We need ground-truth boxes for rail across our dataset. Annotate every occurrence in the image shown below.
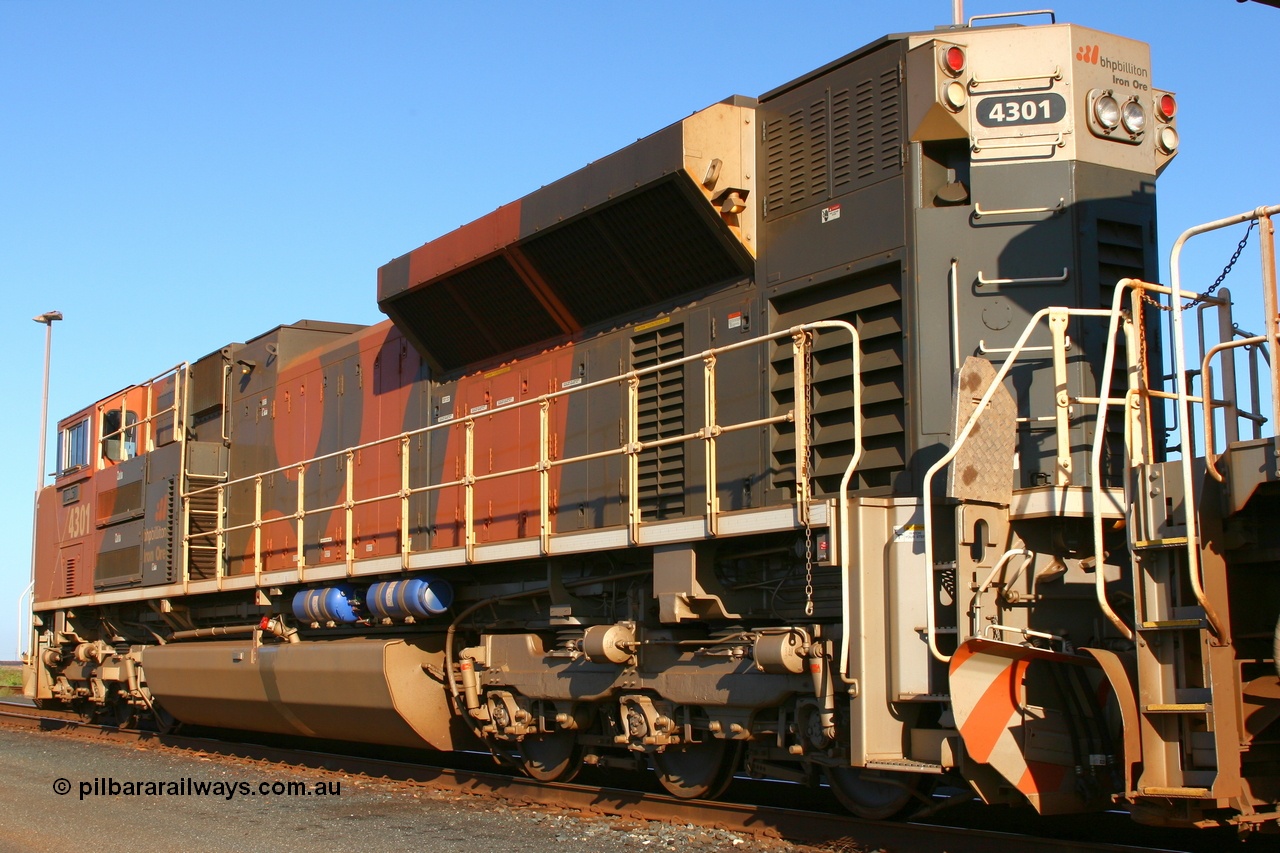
[182,321,861,591]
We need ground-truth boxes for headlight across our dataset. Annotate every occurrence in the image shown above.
[1157,126,1179,154]
[1121,99,1146,135]
[1093,94,1120,129]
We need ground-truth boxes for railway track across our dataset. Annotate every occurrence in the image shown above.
[0,700,1247,853]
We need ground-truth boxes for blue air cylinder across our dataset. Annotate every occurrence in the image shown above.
[291,586,361,624]
[365,578,454,620]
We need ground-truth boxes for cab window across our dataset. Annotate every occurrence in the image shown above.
[101,409,138,462]
[57,418,90,474]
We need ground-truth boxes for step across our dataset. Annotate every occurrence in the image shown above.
[1139,786,1212,799]
[1138,618,1206,631]
[1132,536,1189,550]
[1143,703,1212,714]
[864,758,945,775]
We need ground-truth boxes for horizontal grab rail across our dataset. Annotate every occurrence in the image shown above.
[977,268,1069,287]
[973,198,1064,219]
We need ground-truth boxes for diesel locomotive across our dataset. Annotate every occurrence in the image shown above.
[24,11,1280,831]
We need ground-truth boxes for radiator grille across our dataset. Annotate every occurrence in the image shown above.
[771,265,905,495]
[632,324,686,520]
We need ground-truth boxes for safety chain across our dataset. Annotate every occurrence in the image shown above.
[1141,220,1255,312]
[802,331,815,617]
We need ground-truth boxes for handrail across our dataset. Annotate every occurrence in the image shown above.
[16,581,32,660]
[1163,205,1280,641]
[184,322,862,608]
[96,362,187,464]
[968,9,1055,26]
[1091,278,1198,642]
[1202,336,1267,482]
[922,305,1110,662]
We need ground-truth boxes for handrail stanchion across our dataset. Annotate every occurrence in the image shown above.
[254,476,263,583]
[295,465,306,580]
[345,450,356,576]
[400,434,411,569]
[1260,212,1280,476]
[539,400,551,555]
[703,354,720,537]
[627,374,641,544]
[464,420,475,563]
[792,330,811,527]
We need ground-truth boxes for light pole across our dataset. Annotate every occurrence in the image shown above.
[22,311,62,661]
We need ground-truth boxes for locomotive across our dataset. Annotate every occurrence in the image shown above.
[24,10,1280,831]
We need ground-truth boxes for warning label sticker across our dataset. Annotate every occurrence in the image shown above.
[893,524,924,542]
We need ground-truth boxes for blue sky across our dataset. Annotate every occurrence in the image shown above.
[2,1,1277,657]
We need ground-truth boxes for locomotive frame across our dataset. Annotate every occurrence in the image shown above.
[24,11,1280,831]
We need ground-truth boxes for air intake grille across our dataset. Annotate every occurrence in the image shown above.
[1096,218,1151,482]
[763,48,901,220]
[381,175,754,375]
[62,554,77,598]
[521,180,746,326]
[631,324,686,520]
[770,264,905,494]
[384,256,565,371]
[95,546,140,587]
[97,480,143,523]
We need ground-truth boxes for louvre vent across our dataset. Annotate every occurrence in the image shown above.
[770,264,905,494]
[631,324,686,520]
[855,66,901,180]
[1096,219,1146,300]
[1096,218,1150,483]
[764,48,901,220]
[63,555,77,597]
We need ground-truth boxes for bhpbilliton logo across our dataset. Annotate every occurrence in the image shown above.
[1076,44,1100,64]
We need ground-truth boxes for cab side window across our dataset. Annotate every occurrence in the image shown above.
[101,409,138,463]
[57,418,90,474]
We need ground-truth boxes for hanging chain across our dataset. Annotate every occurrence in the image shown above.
[802,331,815,617]
[1142,220,1255,312]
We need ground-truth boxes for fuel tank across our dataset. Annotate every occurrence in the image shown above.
[141,637,471,750]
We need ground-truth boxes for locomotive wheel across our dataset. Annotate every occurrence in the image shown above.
[519,729,582,782]
[824,766,920,820]
[652,738,741,800]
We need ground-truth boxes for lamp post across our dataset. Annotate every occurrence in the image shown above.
[22,311,62,661]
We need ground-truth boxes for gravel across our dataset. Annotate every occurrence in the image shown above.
[0,725,812,853]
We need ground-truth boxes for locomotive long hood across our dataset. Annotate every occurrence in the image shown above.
[377,98,758,375]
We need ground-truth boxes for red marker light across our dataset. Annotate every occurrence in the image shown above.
[1156,93,1177,122]
[941,45,966,76]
